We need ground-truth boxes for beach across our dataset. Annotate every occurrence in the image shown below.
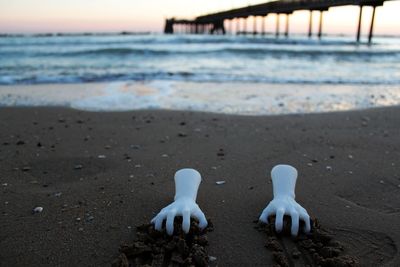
[1,105,399,266]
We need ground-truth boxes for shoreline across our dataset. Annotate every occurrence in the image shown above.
[1,81,400,115]
[1,106,399,266]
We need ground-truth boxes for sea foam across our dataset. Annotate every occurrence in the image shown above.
[1,81,400,115]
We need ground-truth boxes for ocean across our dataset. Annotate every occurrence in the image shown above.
[0,33,400,114]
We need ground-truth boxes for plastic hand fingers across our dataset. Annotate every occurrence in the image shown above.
[275,207,285,233]
[166,210,177,235]
[151,207,166,223]
[153,213,166,231]
[299,212,311,233]
[182,209,191,233]
[259,204,274,223]
[193,208,208,229]
[289,209,299,236]
[151,208,167,230]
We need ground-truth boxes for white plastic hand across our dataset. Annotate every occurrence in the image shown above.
[259,165,311,236]
[151,169,208,235]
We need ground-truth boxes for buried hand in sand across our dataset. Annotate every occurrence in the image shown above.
[151,168,208,235]
[259,164,311,236]
[152,165,310,237]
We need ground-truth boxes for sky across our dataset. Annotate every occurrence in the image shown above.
[0,0,399,35]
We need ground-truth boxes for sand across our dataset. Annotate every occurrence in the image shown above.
[0,106,399,266]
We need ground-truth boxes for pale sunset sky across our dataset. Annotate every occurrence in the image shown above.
[0,0,399,35]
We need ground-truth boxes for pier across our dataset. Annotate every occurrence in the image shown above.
[164,0,397,43]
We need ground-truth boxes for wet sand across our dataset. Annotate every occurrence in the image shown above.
[0,106,399,266]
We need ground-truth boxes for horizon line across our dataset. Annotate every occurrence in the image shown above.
[1,31,400,38]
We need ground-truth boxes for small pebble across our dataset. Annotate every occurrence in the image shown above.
[209,256,217,262]
[98,155,106,159]
[217,149,225,157]
[54,192,62,197]
[22,166,31,172]
[216,181,226,185]
[76,217,81,222]
[74,164,83,170]
[379,180,385,184]
[161,154,168,158]
[178,132,187,137]
[307,163,313,167]
[348,155,353,159]
[32,207,43,214]
[326,166,332,171]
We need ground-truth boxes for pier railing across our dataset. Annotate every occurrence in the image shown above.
[164,0,397,43]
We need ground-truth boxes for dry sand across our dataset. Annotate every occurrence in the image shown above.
[0,106,399,266]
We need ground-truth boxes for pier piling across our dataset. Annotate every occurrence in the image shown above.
[253,16,257,35]
[318,11,324,39]
[276,14,280,37]
[356,6,363,42]
[308,10,313,38]
[261,16,266,35]
[285,14,290,37]
[368,6,377,44]
[164,19,174,34]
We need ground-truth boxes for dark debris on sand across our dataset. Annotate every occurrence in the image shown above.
[112,218,213,267]
[255,216,359,267]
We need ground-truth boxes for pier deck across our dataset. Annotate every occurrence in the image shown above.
[165,0,398,43]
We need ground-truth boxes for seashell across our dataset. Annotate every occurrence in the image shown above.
[32,206,43,214]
